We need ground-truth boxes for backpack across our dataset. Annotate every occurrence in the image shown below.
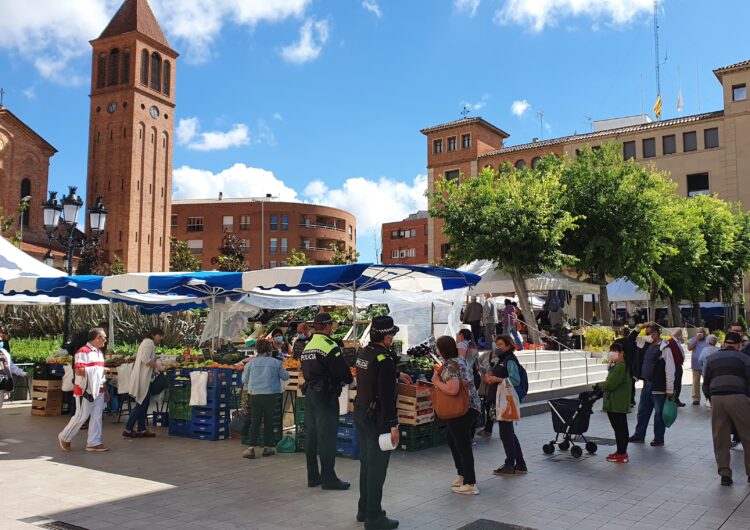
[507,352,529,402]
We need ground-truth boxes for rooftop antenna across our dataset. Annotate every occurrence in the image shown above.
[536,110,544,139]
[0,88,5,107]
[653,0,667,119]
[460,105,470,118]
[584,115,593,132]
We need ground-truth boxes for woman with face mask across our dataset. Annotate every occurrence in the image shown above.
[270,329,292,360]
[594,343,632,463]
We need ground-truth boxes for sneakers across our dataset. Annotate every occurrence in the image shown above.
[493,465,515,476]
[262,447,275,457]
[85,444,109,452]
[452,484,479,495]
[58,437,71,452]
[606,452,629,463]
[628,436,645,443]
[606,452,619,462]
[452,475,464,487]
[515,464,528,474]
[721,476,733,486]
[242,447,256,459]
[650,440,664,447]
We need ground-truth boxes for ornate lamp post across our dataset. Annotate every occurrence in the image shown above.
[42,187,108,345]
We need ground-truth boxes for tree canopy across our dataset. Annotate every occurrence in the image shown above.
[286,248,310,266]
[170,237,201,272]
[212,233,248,272]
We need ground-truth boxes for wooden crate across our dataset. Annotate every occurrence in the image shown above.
[396,395,432,412]
[398,409,434,425]
[32,380,63,392]
[285,370,304,392]
[347,388,357,413]
[31,388,63,417]
[397,383,431,399]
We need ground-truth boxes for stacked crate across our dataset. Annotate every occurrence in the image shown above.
[241,393,283,447]
[167,368,233,441]
[336,412,359,459]
[31,380,63,416]
[294,396,306,452]
[397,384,434,451]
[432,417,449,446]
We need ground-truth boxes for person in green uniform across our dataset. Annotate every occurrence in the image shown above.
[301,312,354,490]
[354,316,410,530]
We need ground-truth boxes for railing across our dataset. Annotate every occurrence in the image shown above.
[299,223,345,233]
[302,246,336,253]
[518,318,591,386]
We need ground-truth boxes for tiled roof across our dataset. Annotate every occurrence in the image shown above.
[713,59,750,79]
[420,117,510,138]
[98,0,171,48]
[479,110,724,158]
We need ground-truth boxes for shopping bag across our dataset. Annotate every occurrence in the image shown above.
[496,380,521,422]
[276,435,296,453]
[229,411,250,434]
[339,384,349,416]
[663,396,678,428]
[189,371,208,406]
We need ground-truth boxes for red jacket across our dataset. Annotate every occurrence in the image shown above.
[666,338,684,367]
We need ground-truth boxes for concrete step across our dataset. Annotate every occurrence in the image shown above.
[520,383,604,417]
[515,350,600,364]
[526,363,609,381]
[528,370,608,392]
[522,357,604,372]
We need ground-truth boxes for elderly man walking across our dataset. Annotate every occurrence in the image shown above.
[688,328,708,405]
[702,332,750,486]
[482,293,497,346]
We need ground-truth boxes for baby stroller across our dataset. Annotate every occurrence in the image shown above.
[542,389,603,458]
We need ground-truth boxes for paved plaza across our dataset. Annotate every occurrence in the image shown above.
[1,385,750,530]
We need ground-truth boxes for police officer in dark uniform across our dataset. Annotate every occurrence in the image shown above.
[354,316,410,530]
[301,312,353,490]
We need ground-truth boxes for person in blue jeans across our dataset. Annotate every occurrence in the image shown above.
[630,323,675,447]
[501,299,524,349]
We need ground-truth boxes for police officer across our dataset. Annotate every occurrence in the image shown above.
[301,312,353,490]
[355,316,410,530]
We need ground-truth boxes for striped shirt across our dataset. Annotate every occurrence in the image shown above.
[73,344,105,397]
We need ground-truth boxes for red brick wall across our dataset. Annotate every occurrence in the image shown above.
[171,200,356,270]
[381,216,428,265]
[86,34,177,272]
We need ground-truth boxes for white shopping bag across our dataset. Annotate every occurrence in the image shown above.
[496,380,521,422]
[338,384,349,416]
[62,365,75,392]
[189,371,208,406]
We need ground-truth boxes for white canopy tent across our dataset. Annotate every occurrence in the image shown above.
[607,278,649,302]
[458,260,601,296]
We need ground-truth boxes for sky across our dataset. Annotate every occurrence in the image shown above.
[0,0,747,262]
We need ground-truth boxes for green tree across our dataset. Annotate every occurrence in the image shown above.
[329,244,360,265]
[286,248,310,266]
[76,243,106,275]
[559,143,678,325]
[170,237,202,272]
[429,163,578,342]
[106,255,126,275]
[212,232,248,272]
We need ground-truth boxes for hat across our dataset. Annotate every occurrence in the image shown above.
[372,315,400,335]
[725,331,742,345]
[313,312,333,325]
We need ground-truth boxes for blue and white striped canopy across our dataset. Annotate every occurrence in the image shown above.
[0,264,480,299]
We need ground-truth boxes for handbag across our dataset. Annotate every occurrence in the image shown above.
[0,368,14,392]
[150,372,168,396]
[430,360,470,420]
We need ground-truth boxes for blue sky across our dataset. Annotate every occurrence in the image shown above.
[0,0,747,262]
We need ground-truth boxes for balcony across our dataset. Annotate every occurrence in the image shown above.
[299,222,345,233]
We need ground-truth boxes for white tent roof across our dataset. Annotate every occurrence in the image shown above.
[458,260,600,296]
[607,278,649,302]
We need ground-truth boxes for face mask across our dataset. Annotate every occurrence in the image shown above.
[644,335,654,344]
[608,352,619,363]
[274,336,283,345]
[298,333,307,340]
[458,341,469,350]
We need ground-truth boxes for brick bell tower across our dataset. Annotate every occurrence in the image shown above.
[86,0,178,272]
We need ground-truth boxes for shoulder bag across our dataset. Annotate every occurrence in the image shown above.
[430,360,470,420]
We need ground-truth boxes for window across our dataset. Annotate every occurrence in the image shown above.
[407,248,416,258]
[121,49,130,84]
[348,226,353,241]
[445,170,459,181]
[531,157,542,169]
[642,138,656,158]
[683,131,697,152]
[163,60,171,96]
[187,240,203,255]
[303,240,311,249]
[281,261,287,267]
[687,173,710,197]
[447,136,457,152]
[399,250,407,258]
[433,139,443,154]
[20,178,31,227]
[411,229,416,237]
[107,48,120,86]
[514,159,526,169]
[304,218,311,227]
[662,135,676,155]
[240,215,251,230]
[96,53,106,88]
[241,239,250,252]
[281,214,289,231]
[270,215,278,231]
[391,230,398,239]
[704,128,719,149]
[461,133,471,149]
[187,217,204,232]
[733,84,747,101]
[623,141,636,160]
[270,261,277,268]
[150,52,162,91]
[140,49,149,85]
[270,238,278,254]
[281,238,288,255]
[222,215,233,232]
[440,243,451,258]
[391,250,399,259]
[170,214,177,228]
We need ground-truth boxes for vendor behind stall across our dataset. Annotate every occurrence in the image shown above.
[271,329,292,360]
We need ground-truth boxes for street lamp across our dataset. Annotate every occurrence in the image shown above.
[42,250,54,268]
[42,186,108,346]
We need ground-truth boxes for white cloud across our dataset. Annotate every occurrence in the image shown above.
[511,99,531,117]
[176,117,250,151]
[272,112,284,121]
[303,174,428,246]
[362,0,383,18]
[281,18,330,64]
[0,0,312,83]
[461,94,490,112]
[173,163,298,201]
[454,0,481,16]
[494,0,655,32]
[22,86,36,100]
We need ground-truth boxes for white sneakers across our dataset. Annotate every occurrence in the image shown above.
[452,484,479,495]
[452,475,464,487]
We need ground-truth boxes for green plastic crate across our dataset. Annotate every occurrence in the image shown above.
[169,403,192,421]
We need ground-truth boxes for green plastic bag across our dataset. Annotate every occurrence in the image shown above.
[663,396,678,428]
[276,435,296,453]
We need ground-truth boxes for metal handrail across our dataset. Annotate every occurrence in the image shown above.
[517,317,590,386]
[299,223,345,233]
